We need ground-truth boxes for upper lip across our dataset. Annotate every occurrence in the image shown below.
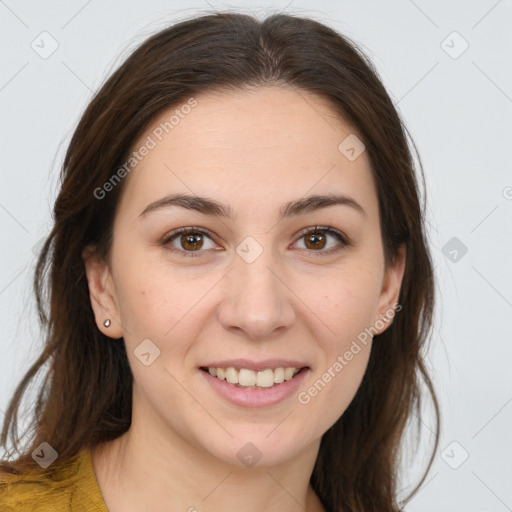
[200,359,309,372]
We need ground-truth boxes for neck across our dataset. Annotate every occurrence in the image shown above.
[91,389,325,512]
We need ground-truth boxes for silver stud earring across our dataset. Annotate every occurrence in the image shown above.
[103,319,111,328]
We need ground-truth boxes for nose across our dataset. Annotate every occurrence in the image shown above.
[216,247,296,340]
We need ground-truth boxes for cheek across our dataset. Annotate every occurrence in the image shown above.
[293,263,380,423]
[298,332,372,436]
[113,260,218,375]
[112,246,194,334]
[304,262,383,344]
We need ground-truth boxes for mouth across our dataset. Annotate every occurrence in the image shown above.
[199,365,309,390]
[199,363,311,408]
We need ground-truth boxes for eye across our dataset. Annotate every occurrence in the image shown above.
[162,227,218,257]
[161,225,350,258]
[292,225,349,255]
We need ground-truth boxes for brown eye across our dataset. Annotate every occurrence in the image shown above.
[304,231,327,250]
[162,227,217,257]
[294,226,349,255]
[180,232,204,251]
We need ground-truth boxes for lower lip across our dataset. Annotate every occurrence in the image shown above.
[199,368,310,408]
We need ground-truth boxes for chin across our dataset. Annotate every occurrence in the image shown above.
[197,427,311,469]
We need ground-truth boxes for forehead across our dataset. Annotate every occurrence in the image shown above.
[118,86,378,222]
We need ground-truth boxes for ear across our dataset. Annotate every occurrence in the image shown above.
[373,243,406,336]
[82,245,123,339]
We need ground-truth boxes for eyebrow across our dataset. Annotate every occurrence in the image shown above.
[138,192,366,221]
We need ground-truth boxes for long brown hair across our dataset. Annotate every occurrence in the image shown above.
[1,11,439,511]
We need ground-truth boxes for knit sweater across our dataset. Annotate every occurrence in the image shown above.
[0,449,108,511]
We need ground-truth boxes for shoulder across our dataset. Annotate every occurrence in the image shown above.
[0,449,108,512]
[0,455,80,512]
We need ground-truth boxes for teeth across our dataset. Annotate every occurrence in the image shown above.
[273,367,285,383]
[256,369,274,388]
[238,368,256,387]
[284,367,296,380]
[206,366,302,389]
[225,367,238,384]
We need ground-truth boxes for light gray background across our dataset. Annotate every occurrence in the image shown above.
[1,1,511,511]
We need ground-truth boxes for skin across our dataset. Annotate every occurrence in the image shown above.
[83,85,406,512]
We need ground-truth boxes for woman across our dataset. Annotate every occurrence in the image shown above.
[0,11,439,512]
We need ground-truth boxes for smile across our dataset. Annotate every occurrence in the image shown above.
[200,366,304,389]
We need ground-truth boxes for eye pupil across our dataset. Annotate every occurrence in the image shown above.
[182,233,203,250]
[305,232,326,250]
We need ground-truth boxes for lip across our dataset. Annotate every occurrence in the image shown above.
[199,366,310,408]
[200,359,309,372]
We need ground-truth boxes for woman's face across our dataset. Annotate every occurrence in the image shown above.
[85,86,405,467]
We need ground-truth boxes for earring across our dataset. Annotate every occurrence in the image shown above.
[103,319,111,328]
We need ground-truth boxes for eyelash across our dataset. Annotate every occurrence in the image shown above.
[161,225,350,258]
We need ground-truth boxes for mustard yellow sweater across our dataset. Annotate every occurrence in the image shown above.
[0,449,108,511]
